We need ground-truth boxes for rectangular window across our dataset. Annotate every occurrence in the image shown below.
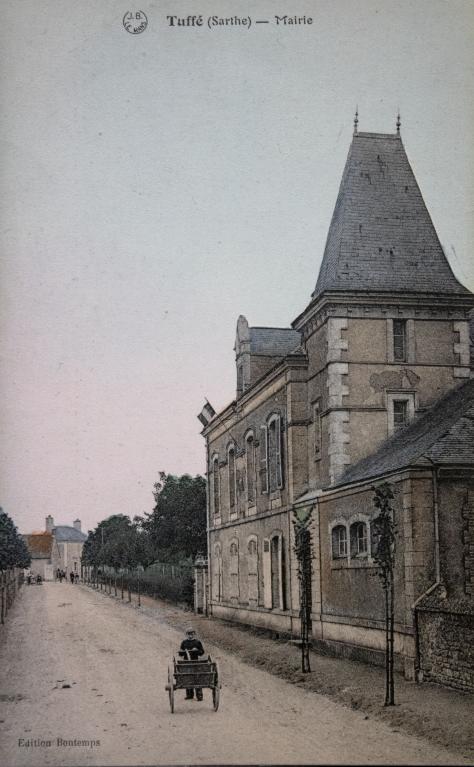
[393,400,408,430]
[237,364,244,395]
[393,320,407,362]
[313,401,321,457]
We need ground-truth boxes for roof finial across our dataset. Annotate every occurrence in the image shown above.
[396,110,401,135]
[353,106,359,135]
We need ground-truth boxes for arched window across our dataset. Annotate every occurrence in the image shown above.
[212,543,222,602]
[248,539,257,555]
[228,445,236,510]
[212,456,220,517]
[245,432,255,504]
[350,521,368,557]
[263,532,285,609]
[229,539,239,600]
[267,414,283,492]
[331,525,347,559]
[247,537,258,605]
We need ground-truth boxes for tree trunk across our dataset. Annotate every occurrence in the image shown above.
[388,571,395,705]
[384,579,390,706]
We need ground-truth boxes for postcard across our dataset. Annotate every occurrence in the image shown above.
[1,2,473,766]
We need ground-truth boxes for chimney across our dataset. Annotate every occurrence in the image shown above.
[45,515,54,533]
[73,519,81,532]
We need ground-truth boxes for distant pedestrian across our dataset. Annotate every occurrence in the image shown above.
[74,572,79,584]
[70,571,75,584]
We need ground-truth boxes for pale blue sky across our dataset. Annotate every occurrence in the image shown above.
[1,0,473,534]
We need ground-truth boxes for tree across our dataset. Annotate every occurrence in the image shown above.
[371,482,397,706]
[82,514,154,572]
[293,506,313,673]
[144,473,207,562]
[0,508,31,570]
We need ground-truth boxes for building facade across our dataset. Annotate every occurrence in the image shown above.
[23,516,87,579]
[200,125,474,690]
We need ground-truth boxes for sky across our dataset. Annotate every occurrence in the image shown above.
[1,0,473,535]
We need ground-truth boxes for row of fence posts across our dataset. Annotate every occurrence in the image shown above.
[0,569,22,625]
[83,569,141,608]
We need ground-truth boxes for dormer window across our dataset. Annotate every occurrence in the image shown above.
[387,392,415,435]
[393,400,408,431]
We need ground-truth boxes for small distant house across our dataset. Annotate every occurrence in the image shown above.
[23,516,87,580]
[21,532,54,581]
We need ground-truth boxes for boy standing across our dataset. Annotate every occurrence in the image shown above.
[179,627,205,700]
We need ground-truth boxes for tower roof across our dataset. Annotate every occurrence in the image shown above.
[313,132,470,298]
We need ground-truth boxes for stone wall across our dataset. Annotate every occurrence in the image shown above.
[417,607,474,692]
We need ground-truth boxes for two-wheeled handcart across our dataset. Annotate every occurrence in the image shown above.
[165,655,221,713]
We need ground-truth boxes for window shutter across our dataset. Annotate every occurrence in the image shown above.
[212,546,221,601]
[260,425,268,493]
[263,538,272,608]
[276,416,283,489]
[229,542,239,599]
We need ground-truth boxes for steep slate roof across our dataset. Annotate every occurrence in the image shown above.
[313,132,469,298]
[22,532,53,559]
[334,378,474,487]
[249,327,301,356]
[53,525,87,543]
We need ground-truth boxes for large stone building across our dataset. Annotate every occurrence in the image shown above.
[23,516,87,580]
[200,123,474,691]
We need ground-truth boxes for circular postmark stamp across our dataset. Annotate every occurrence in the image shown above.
[123,11,148,34]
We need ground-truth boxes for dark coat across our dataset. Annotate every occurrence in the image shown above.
[179,638,204,660]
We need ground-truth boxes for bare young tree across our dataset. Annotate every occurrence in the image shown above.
[292,507,313,673]
[371,482,397,706]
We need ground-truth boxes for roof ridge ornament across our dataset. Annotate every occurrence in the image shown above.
[353,106,359,135]
[396,110,401,135]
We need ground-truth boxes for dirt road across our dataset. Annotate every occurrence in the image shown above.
[0,583,469,766]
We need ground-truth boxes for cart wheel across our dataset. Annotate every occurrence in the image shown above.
[167,666,174,713]
[213,661,221,711]
[212,685,220,711]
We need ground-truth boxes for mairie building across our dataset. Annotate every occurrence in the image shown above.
[199,122,474,691]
